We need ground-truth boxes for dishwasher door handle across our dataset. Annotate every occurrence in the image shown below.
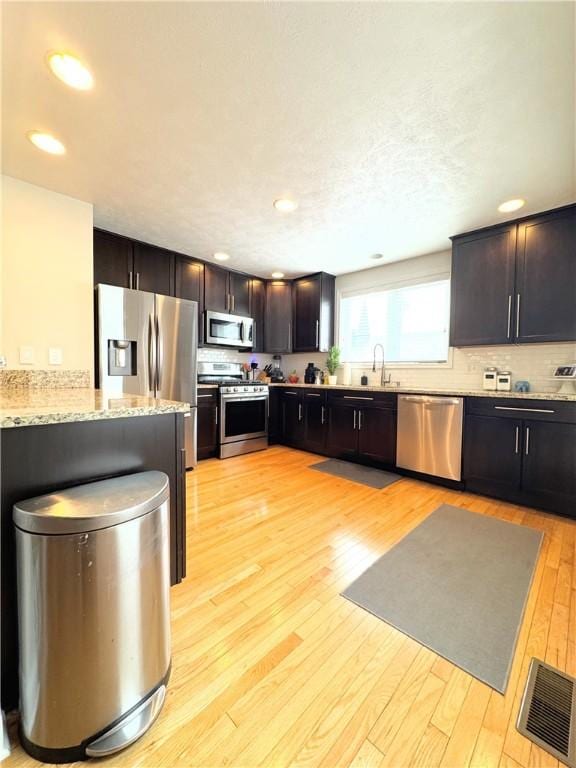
[400,395,462,406]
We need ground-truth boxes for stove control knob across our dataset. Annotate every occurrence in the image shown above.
[233,387,238,392]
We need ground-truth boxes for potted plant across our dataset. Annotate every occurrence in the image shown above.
[325,346,340,386]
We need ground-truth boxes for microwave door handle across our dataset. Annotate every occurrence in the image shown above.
[239,321,244,342]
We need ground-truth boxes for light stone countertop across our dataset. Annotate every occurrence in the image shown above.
[270,382,576,402]
[0,388,190,429]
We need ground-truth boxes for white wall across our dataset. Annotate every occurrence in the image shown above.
[1,176,94,377]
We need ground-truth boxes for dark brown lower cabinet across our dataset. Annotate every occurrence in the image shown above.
[279,389,329,453]
[302,392,327,453]
[463,415,523,500]
[326,393,397,466]
[326,401,357,458]
[197,391,219,459]
[521,420,576,513]
[357,407,397,465]
[281,391,304,446]
[463,399,576,517]
[278,389,398,466]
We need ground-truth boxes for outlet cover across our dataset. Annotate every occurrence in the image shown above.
[19,346,35,365]
[48,347,63,365]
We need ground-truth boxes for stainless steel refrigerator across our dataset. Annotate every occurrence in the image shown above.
[97,284,198,468]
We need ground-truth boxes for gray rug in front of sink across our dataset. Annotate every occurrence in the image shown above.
[342,504,543,692]
[309,459,402,489]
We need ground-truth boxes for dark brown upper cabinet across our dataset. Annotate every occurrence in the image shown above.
[94,229,174,296]
[204,264,251,316]
[515,206,576,343]
[450,225,517,347]
[250,279,265,352]
[265,280,292,353]
[292,272,335,353]
[93,229,133,289]
[132,242,174,296]
[204,264,229,313]
[174,256,205,344]
[229,272,251,315]
[450,203,576,347]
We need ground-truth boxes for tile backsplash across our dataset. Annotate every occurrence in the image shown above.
[198,343,576,393]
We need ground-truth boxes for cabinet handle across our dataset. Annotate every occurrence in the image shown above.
[344,395,374,401]
[288,321,291,350]
[321,405,325,425]
[129,271,133,289]
[285,391,298,396]
[226,293,230,312]
[507,295,512,339]
[315,320,319,348]
[525,426,530,455]
[215,408,218,426]
[494,406,554,414]
[232,295,235,312]
[136,272,140,290]
[353,409,357,430]
[516,293,521,337]
[198,394,214,398]
[358,410,363,430]
[298,403,302,422]
[514,425,519,454]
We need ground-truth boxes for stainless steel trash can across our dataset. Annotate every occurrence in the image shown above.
[14,471,171,763]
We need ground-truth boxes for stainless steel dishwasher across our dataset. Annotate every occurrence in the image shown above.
[396,395,464,481]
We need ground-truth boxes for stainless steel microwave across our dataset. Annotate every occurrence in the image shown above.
[205,310,254,348]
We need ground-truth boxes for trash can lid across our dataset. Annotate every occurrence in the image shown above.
[13,471,170,535]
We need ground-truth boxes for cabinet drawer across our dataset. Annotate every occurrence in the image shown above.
[466,397,576,424]
[197,390,218,404]
[302,389,326,401]
[328,390,397,409]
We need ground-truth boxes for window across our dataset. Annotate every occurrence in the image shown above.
[339,279,450,364]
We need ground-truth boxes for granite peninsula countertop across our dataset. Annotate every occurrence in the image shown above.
[270,382,576,402]
[0,388,190,428]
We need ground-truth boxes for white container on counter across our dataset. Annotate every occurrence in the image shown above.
[341,362,352,386]
[483,367,498,390]
[497,371,512,391]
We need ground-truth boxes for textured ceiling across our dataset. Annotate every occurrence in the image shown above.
[2,2,575,277]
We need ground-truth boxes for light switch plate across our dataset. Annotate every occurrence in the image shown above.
[19,346,35,365]
[48,347,63,365]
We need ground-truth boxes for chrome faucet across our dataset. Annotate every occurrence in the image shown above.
[372,343,390,386]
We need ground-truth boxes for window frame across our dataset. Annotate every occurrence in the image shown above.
[335,272,453,369]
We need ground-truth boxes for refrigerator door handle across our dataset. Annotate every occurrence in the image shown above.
[155,314,163,393]
[147,314,155,394]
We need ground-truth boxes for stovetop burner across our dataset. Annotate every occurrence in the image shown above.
[197,361,268,393]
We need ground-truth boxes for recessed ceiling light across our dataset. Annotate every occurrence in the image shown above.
[213,252,230,262]
[370,253,384,260]
[273,199,298,213]
[498,198,525,213]
[271,271,285,279]
[47,52,93,90]
[27,131,66,155]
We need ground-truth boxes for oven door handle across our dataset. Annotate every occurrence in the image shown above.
[220,394,269,403]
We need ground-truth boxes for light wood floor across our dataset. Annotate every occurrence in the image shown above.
[7,446,576,768]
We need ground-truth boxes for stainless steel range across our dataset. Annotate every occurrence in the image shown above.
[198,362,269,459]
